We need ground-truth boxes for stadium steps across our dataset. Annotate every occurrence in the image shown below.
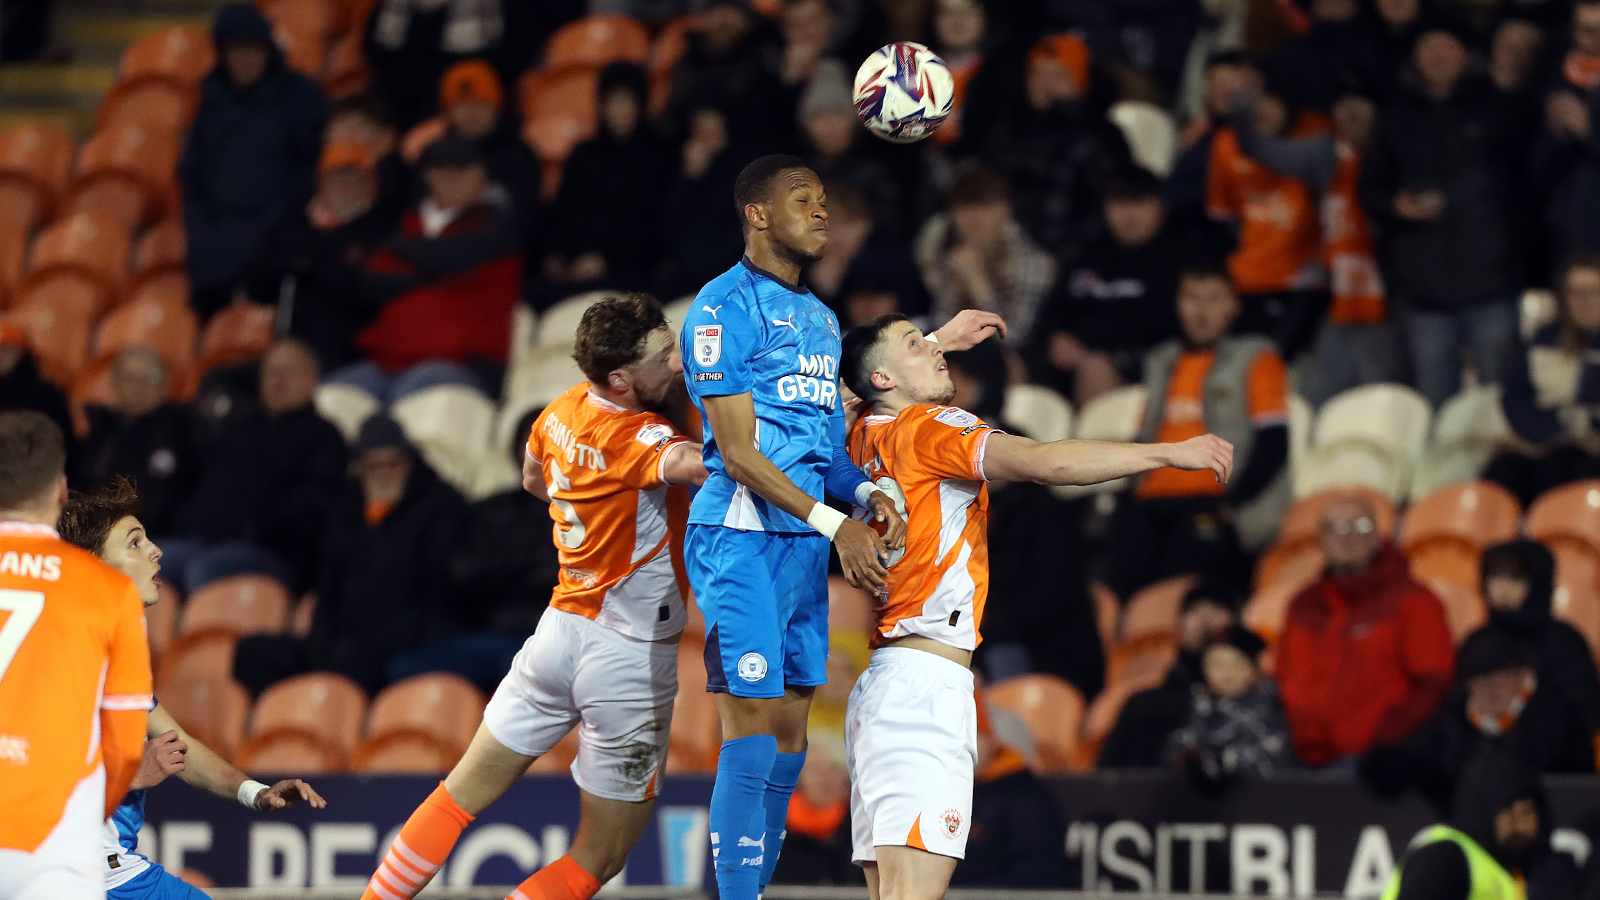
[0,0,228,137]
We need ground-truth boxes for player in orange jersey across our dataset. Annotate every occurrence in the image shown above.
[838,315,1233,900]
[362,293,709,900]
[0,411,152,900]
[57,478,327,900]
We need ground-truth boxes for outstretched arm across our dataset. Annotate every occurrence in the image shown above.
[931,309,1008,350]
[141,704,327,811]
[981,433,1234,486]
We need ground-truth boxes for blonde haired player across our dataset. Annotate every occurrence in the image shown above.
[362,293,709,900]
[838,315,1233,900]
[0,410,152,900]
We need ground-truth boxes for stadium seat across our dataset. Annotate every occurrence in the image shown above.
[69,124,180,228]
[0,223,25,306]
[1521,288,1558,339]
[198,301,277,371]
[314,382,381,444]
[1527,481,1600,557]
[1401,481,1520,554]
[291,593,315,637]
[1426,578,1488,645]
[398,116,449,165]
[669,641,719,772]
[1065,385,1147,496]
[179,574,293,637]
[1108,101,1177,177]
[1288,392,1313,471]
[273,23,327,77]
[0,179,44,234]
[69,357,119,434]
[235,731,343,774]
[1553,587,1600,663]
[1406,542,1485,642]
[528,729,580,775]
[119,27,216,89]
[390,384,496,492]
[130,219,185,290]
[519,68,601,199]
[647,19,689,115]
[1091,581,1118,654]
[1409,443,1500,501]
[91,288,199,390]
[826,576,875,637]
[1119,575,1196,645]
[23,213,130,312]
[361,674,486,762]
[1001,384,1073,443]
[242,672,367,764]
[156,630,239,693]
[259,0,337,43]
[1105,633,1177,688]
[986,674,1085,772]
[97,79,197,136]
[1313,382,1431,462]
[147,581,181,670]
[537,291,611,347]
[661,294,695,332]
[1293,442,1406,500]
[8,277,100,387]
[505,348,585,410]
[351,734,454,774]
[159,676,251,762]
[64,177,154,232]
[0,123,74,224]
[1276,486,1396,554]
[1411,387,1510,498]
[544,15,651,72]
[322,32,369,99]
[1246,545,1326,642]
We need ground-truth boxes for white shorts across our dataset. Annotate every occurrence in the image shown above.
[846,647,977,864]
[0,767,106,900]
[484,608,678,802]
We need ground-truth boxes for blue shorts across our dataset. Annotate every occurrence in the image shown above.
[685,524,830,699]
[110,863,210,900]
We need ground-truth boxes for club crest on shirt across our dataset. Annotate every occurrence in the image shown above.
[941,808,964,838]
[933,407,978,429]
[635,423,675,449]
[695,325,722,366]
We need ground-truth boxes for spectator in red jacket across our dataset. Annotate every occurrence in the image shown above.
[358,136,522,388]
[1276,493,1455,766]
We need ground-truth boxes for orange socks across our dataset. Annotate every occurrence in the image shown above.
[362,783,475,900]
[508,855,602,900]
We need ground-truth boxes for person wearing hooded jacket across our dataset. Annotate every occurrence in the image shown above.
[181,3,327,318]
[1479,540,1600,731]
[1383,750,1579,900]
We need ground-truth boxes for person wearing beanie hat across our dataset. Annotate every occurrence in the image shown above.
[1165,623,1295,783]
[540,61,673,306]
[796,58,914,238]
[182,2,327,317]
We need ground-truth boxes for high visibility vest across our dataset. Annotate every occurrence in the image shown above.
[1381,826,1523,900]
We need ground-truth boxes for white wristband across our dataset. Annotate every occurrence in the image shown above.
[238,780,269,809]
[807,502,849,540]
[854,481,877,508]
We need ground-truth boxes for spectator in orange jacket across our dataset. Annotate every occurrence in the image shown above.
[1276,493,1455,766]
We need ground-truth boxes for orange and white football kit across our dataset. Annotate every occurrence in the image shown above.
[843,405,997,863]
[482,384,693,802]
[0,521,152,900]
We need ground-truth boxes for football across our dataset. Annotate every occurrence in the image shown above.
[852,42,955,144]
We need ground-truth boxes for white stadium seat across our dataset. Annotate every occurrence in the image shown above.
[390,385,496,493]
[1288,392,1312,472]
[662,294,696,332]
[1407,385,1510,499]
[536,291,612,346]
[1521,288,1558,340]
[1108,101,1177,177]
[314,382,381,444]
[1074,384,1147,442]
[1294,442,1406,500]
[1313,383,1431,459]
[505,345,585,411]
[1002,384,1073,443]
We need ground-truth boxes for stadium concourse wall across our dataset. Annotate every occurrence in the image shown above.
[150,773,1600,896]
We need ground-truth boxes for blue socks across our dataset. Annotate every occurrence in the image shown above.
[759,750,806,890]
[710,735,778,900]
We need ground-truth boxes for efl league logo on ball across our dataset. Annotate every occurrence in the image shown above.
[853,42,955,144]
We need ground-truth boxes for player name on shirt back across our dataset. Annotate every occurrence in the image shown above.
[0,551,62,581]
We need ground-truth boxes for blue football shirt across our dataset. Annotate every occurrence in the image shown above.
[682,258,856,533]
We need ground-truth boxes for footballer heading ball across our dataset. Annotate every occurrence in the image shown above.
[853,42,955,144]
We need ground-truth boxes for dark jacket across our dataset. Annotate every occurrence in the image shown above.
[176,405,347,586]
[1533,84,1600,265]
[1500,323,1600,446]
[1046,224,1189,356]
[311,459,466,694]
[1481,540,1600,729]
[651,136,748,301]
[1360,73,1525,309]
[181,4,327,294]
[1167,679,1295,779]
[78,404,199,535]
[952,769,1069,887]
[448,487,558,635]
[0,353,76,470]
[663,25,784,143]
[1098,652,1203,768]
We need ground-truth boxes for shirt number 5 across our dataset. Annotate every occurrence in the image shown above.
[548,463,587,550]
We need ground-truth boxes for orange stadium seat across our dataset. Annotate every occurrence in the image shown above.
[1119,575,1196,645]
[65,177,155,232]
[156,630,238,692]
[260,0,337,43]
[527,729,579,774]
[92,285,198,379]
[647,18,689,116]
[236,731,343,774]
[146,581,182,671]
[328,0,376,35]
[352,733,454,774]
[180,574,293,637]
[242,672,367,765]
[1402,480,1520,554]
[131,218,186,290]
[361,673,485,761]
[519,67,600,200]
[291,593,315,637]
[97,79,198,136]
[544,15,651,71]
[0,179,45,233]
[120,27,216,89]
[198,301,277,371]
[669,641,719,773]
[1080,678,1150,767]
[1244,544,1326,643]
[274,23,327,77]
[322,33,369,98]
[1405,541,1487,641]
[1527,481,1600,556]
[23,213,130,311]
[0,223,25,307]
[1276,486,1396,553]
[71,357,121,435]
[986,674,1085,772]
[159,675,251,761]
[399,116,449,165]
[8,277,100,387]
[826,575,874,636]
[1105,633,1177,688]
[0,124,74,225]
[1091,582,1119,653]
[69,124,180,228]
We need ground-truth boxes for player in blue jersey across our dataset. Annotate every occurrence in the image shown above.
[58,480,325,900]
[679,154,1005,900]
